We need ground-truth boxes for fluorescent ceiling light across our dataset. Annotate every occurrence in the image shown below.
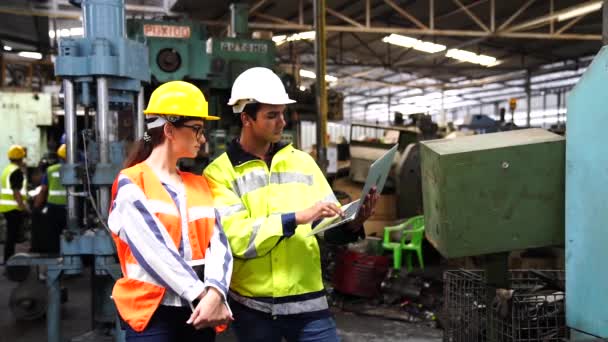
[446,49,500,67]
[18,51,42,60]
[3,46,12,51]
[382,34,446,53]
[557,1,602,22]
[70,27,84,36]
[48,27,84,39]
[274,31,315,46]
[299,69,316,79]
[272,35,287,43]
[299,69,338,83]
[325,75,338,83]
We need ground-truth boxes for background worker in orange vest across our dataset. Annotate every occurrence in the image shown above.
[108,81,233,342]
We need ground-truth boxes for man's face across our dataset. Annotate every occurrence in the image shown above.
[247,104,286,144]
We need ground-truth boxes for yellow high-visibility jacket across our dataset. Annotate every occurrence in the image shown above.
[204,141,361,316]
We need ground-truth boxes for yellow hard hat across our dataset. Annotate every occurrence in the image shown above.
[7,145,25,160]
[57,144,67,159]
[144,81,219,120]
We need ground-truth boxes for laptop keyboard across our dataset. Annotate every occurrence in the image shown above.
[343,201,359,217]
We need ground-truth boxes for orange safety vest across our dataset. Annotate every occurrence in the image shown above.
[110,162,215,332]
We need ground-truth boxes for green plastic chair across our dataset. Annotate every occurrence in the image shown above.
[382,215,425,272]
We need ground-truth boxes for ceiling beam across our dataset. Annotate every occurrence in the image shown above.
[383,0,428,29]
[326,7,364,28]
[250,0,270,14]
[200,20,601,40]
[497,0,537,31]
[505,0,602,33]
[555,13,589,35]
[452,0,490,32]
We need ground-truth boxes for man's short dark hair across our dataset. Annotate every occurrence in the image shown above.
[243,103,260,120]
[238,102,260,127]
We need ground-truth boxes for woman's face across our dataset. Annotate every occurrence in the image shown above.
[171,119,206,159]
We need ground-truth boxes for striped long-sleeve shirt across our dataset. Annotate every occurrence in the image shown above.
[108,174,233,306]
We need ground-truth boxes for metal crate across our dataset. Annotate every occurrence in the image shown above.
[443,270,566,342]
[443,270,487,342]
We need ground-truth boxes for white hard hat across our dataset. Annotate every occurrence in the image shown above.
[228,67,296,113]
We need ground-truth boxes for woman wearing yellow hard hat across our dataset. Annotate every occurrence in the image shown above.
[108,81,232,342]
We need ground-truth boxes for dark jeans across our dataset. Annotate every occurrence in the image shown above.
[124,305,216,342]
[31,204,65,254]
[3,210,23,263]
[230,301,340,342]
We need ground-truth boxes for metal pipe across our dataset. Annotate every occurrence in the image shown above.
[63,79,78,232]
[96,77,110,217]
[441,89,446,126]
[365,0,370,27]
[136,87,145,140]
[490,0,495,32]
[47,272,61,342]
[526,70,531,127]
[550,0,555,33]
[229,3,249,38]
[557,90,562,123]
[542,91,547,128]
[64,80,77,166]
[314,0,327,173]
[430,0,434,30]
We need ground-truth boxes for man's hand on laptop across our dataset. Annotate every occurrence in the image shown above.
[345,187,379,232]
[296,202,345,225]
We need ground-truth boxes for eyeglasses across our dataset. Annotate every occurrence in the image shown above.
[178,124,205,139]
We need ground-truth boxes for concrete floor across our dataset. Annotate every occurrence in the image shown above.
[0,243,443,342]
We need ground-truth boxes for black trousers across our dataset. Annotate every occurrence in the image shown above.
[3,209,24,263]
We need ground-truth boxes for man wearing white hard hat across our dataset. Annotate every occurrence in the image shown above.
[204,67,378,341]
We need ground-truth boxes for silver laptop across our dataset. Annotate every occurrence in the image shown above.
[307,144,398,237]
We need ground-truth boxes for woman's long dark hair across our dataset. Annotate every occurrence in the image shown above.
[124,126,165,168]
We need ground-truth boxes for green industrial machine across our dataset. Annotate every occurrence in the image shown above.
[127,3,295,165]
[126,20,211,83]
[421,128,565,258]
[420,128,566,341]
[127,3,276,120]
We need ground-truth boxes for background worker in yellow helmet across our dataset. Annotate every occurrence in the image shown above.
[0,145,29,264]
[204,67,379,342]
[33,144,67,254]
[109,81,233,341]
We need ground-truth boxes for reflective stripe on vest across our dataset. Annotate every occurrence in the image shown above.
[110,162,215,333]
[125,258,205,285]
[0,164,26,212]
[229,290,329,316]
[47,163,67,205]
